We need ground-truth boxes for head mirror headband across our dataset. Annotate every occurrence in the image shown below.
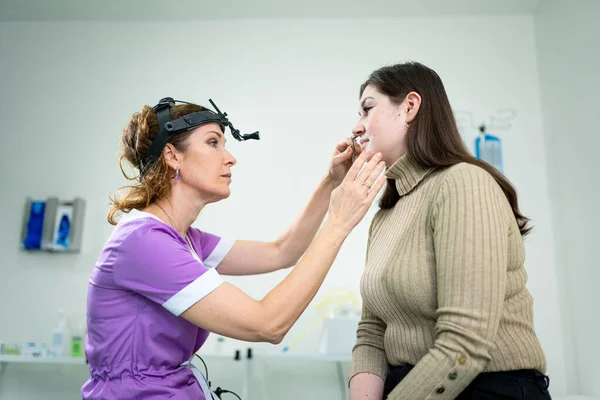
[139,97,260,175]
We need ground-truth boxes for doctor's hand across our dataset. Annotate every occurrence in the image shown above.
[328,137,361,187]
[328,150,386,233]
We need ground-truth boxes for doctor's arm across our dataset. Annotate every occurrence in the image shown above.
[182,151,385,343]
[217,139,359,276]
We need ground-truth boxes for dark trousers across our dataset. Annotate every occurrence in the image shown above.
[383,364,551,399]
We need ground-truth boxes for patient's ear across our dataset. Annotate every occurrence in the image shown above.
[404,91,422,123]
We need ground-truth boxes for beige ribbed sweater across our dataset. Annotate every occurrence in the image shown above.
[349,155,547,400]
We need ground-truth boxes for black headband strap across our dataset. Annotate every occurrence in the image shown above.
[139,97,260,175]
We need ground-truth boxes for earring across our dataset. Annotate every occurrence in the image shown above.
[175,166,180,181]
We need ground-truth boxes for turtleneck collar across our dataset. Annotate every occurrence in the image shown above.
[384,153,436,196]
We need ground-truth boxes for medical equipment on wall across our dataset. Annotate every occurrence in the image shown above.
[21,197,85,252]
[475,124,503,173]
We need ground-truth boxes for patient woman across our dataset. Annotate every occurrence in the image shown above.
[348,62,551,400]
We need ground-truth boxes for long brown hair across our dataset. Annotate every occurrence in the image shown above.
[361,62,531,236]
[107,103,206,225]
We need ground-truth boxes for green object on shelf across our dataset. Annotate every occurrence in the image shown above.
[71,336,84,357]
[3,346,20,355]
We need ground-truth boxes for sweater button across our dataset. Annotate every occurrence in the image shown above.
[436,386,446,394]
[458,356,467,365]
[448,371,458,380]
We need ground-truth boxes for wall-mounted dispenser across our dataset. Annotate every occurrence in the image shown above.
[21,197,85,253]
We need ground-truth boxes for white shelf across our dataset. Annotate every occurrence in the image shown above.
[195,353,240,360]
[256,353,351,363]
[198,352,351,363]
[0,354,86,365]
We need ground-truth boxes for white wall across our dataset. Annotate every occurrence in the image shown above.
[535,0,600,397]
[0,16,567,399]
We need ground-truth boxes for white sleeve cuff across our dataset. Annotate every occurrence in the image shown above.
[162,268,223,316]
[203,237,235,269]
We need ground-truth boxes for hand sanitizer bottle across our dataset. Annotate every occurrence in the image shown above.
[51,309,69,357]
